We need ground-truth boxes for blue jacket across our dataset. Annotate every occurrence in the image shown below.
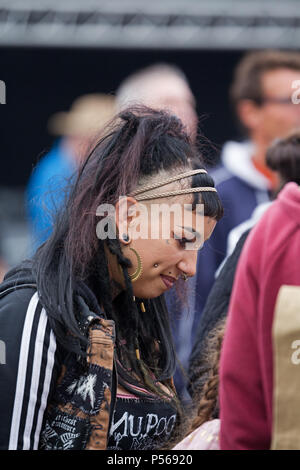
[26,140,76,254]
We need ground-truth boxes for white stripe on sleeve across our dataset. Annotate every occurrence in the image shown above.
[8,292,39,450]
[33,326,57,450]
[22,308,48,449]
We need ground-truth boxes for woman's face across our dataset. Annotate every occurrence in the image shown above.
[113,196,217,298]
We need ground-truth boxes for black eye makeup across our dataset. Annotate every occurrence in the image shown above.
[174,226,202,249]
[173,226,198,247]
[177,236,196,248]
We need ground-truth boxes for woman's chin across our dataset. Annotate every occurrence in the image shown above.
[133,286,165,299]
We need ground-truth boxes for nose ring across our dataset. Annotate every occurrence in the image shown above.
[181,273,188,282]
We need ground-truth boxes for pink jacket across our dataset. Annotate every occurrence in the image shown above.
[219,183,300,450]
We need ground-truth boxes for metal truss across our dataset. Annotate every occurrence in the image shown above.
[0,0,299,49]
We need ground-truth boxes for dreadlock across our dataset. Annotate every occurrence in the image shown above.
[189,318,226,431]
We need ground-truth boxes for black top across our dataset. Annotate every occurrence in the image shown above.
[108,394,176,450]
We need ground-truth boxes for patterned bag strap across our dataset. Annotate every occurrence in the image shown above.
[85,317,116,450]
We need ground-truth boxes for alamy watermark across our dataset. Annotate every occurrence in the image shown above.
[291,80,300,104]
[0,80,6,104]
[96,199,205,251]
[0,340,6,365]
[291,339,300,365]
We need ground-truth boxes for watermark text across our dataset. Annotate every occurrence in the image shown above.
[96,199,205,250]
[0,340,6,365]
[291,80,300,104]
[0,80,6,104]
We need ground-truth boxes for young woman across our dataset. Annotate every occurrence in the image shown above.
[0,106,223,450]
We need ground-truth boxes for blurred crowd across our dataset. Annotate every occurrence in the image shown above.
[1,48,300,450]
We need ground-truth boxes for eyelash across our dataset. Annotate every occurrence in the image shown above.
[177,236,196,248]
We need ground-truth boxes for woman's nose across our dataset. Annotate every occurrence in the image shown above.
[177,250,198,278]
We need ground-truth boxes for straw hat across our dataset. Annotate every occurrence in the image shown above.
[47,93,116,137]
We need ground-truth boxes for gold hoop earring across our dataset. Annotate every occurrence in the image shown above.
[129,247,143,283]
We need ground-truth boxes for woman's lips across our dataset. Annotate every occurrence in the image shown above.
[160,274,176,289]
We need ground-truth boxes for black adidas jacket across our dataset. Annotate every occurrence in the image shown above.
[0,260,109,450]
[0,261,64,449]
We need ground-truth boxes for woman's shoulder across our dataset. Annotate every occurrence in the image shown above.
[0,284,56,364]
[0,261,60,369]
[0,259,38,318]
[0,282,38,328]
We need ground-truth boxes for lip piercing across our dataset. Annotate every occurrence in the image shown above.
[154,263,159,268]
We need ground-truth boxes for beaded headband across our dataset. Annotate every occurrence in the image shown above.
[130,168,217,201]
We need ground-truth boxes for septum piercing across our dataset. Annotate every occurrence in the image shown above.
[170,271,188,281]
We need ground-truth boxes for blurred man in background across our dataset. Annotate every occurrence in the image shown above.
[188,50,300,392]
[26,93,115,253]
[116,63,198,140]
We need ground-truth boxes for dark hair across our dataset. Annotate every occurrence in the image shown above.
[266,130,300,190]
[188,318,226,432]
[32,106,223,405]
[230,49,300,109]
[162,317,226,449]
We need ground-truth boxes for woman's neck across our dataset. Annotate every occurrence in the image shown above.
[110,279,124,301]
[104,243,127,301]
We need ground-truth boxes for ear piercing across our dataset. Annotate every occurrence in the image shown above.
[128,247,143,282]
[120,233,143,282]
[119,241,143,282]
[122,233,130,243]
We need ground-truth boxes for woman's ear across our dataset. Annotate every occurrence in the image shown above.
[115,196,138,245]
